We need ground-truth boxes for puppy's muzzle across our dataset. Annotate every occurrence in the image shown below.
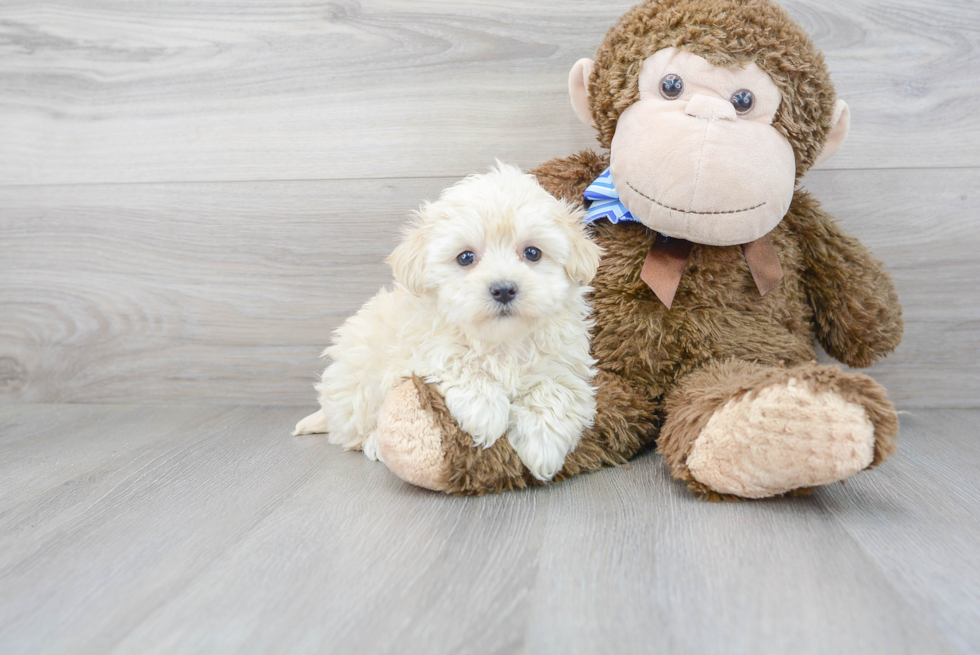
[490,281,518,306]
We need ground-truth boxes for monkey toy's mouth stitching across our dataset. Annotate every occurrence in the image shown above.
[627,181,767,215]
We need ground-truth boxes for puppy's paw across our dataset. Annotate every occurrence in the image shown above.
[444,385,510,449]
[293,410,328,436]
[509,407,580,481]
[361,431,384,463]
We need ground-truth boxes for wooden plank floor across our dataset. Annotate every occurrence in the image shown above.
[0,405,977,654]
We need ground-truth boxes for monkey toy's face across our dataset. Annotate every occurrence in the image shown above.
[570,47,848,247]
[612,48,793,246]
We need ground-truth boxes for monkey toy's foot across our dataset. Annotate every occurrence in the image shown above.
[659,361,899,500]
[375,377,452,492]
[376,376,534,495]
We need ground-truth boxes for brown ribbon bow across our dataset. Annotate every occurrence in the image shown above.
[640,233,784,309]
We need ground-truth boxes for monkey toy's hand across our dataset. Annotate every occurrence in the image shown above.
[790,200,904,368]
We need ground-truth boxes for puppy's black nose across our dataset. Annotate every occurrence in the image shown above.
[490,282,518,305]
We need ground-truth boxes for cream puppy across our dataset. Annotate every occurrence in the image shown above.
[294,163,601,481]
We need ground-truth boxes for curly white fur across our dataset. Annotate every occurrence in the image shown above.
[294,163,601,481]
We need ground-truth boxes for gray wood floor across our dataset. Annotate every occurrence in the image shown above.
[0,405,977,654]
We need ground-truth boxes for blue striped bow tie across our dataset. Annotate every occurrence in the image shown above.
[583,168,640,225]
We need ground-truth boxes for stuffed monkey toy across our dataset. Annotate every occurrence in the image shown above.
[374,0,903,500]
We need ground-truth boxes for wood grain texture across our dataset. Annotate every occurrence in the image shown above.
[802,168,980,408]
[818,409,980,655]
[0,176,453,404]
[2,167,977,407]
[0,404,975,654]
[0,0,977,186]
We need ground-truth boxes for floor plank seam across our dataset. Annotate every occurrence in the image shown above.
[1,164,977,190]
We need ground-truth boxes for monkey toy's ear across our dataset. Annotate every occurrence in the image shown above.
[568,58,596,128]
[813,99,851,167]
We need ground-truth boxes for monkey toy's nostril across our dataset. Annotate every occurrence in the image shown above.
[490,282,518,305]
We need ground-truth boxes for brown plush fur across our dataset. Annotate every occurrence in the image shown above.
[392,0,903,497]
[411,374,536,495]
[787,198,904,367]
[420,369,655,495]
[429,149,901,496]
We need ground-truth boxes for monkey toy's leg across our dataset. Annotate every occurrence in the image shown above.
[657,360,899,501]
[375,371,660,495]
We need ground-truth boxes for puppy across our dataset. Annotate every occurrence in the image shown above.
[294,163,601,481]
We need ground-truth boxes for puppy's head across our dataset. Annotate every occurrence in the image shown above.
[387,163,601,343]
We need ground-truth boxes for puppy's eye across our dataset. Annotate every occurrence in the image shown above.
[660,74,684,100]
[456,251,476,267]
[731,89,754,114]
[523,246,542,262]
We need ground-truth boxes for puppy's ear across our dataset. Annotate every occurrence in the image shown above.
[386,219,429,296]
[559,205,602,285]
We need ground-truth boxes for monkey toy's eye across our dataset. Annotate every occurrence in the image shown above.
[731,89,755,114]
[659,74,684,99]
[523,246,542,262]
[457,251,476,267]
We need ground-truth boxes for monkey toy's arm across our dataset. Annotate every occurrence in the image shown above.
[787,190,903,368]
